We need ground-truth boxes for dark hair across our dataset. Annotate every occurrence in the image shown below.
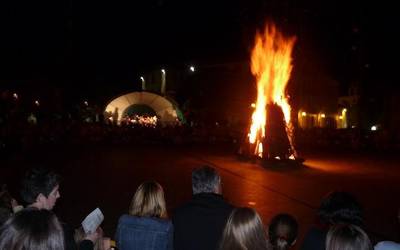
[268,213,298,250]
[0,208,65,250]
[326,224,372,250]
[0,185,13,225]
[20,168,60,204]
[318,191,363,226]
[219,207,268,250]
[192,166,221,194]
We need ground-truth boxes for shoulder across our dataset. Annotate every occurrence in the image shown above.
[375,241,400,250]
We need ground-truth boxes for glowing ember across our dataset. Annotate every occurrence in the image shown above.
[248,23,297,159]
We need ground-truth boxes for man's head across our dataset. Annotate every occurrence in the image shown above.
[20,168,61,210]
[192,166,221,195]
[318,191,363,226]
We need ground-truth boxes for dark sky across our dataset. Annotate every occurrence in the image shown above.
[0,0,398,91]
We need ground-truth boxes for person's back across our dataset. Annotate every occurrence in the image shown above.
[115,181,173,250]
[116,215,173,250]
[173,166,234,250]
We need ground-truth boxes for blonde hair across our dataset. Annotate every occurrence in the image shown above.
[219,207,268,250]
[129,181,167,219]
[74,227,104,250]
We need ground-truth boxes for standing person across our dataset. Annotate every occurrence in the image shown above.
[115,181,173,250]
[326,224,372,250]
[219,207,269,250]
[0,208,65,250]
[173,166,234,250]
[268,213,298,250]
[20,167,100,250]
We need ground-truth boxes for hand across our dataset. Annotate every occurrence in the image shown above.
[84,227,103,243]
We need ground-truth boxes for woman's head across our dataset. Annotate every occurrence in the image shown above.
[0,208,65,250]
[219,207,268,250]
[268,213,298,250]
[129,181,167,218]
[326,224,372,250]
[75,227,105,250]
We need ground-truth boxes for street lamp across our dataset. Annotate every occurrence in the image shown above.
[189,66,195,72]
[140,76,146,91]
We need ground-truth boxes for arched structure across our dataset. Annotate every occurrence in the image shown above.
[104,92,181,124]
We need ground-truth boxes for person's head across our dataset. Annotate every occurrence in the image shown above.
[75,227,105,250]
[0,208,65,250]
[326,224,372,250]
[0,185,13,226]
[20,168,61,210]
[318,191,363,226]
[268,213,298,250]
[192,166,221,195]
[219,207,268,250]
[129,181,167,219]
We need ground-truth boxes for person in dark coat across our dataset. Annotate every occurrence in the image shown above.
[172,165,234,250]
[300,191,364,250]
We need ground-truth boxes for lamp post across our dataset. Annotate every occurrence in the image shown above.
[161,69,166,95]
[140,76,146,91]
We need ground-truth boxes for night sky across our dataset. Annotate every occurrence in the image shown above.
[0,0,398,93]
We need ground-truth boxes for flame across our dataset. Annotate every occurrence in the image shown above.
[248,23,297,159]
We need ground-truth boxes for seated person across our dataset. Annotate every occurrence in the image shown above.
[0,208,65,250]
[218,207,269,250]
[326,224,372,250]
[115,181,173,250]
[268,213,298,250]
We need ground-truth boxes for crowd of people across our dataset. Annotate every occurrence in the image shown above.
[0,166,399,250]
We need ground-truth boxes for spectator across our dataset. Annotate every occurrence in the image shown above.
[374,209,400,250]
[75,227,112,250]
[173,165,234,250]
[20,167,100,250]
[268,213,298,250]
[0,208,65,250]
[326,224,372,250]
[219,207,268,250]
[0,184,23,226]
[301,191,363,250]
[115,181,173,250]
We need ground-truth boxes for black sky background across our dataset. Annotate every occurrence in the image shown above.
[0,0,398,95]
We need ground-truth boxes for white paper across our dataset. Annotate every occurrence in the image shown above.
[81,208,104,234]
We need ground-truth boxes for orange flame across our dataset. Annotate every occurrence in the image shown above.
[248,23,297,158]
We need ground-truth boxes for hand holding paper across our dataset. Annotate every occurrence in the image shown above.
[82,208,104,234]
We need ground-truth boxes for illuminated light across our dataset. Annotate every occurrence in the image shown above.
[161,69,165,74]
[371,125,377,131]
[34,100,40,106]
[251,103,256,108]
[13,93,18,99]
[320,113,326,118]
[343,108,347,113]
[189,66,195,72]
[289,155,296,160]
[248,201,256,206]
[301,111,307,117]
[140,76,145,81]
[274,156,281,160]
[339,116,343,120]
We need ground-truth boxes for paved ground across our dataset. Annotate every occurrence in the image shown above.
[3,144,400,247]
